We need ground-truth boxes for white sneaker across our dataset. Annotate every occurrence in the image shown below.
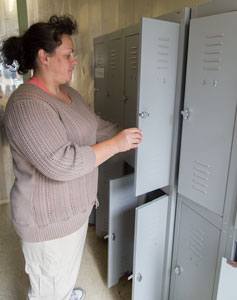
[69,288,85,300]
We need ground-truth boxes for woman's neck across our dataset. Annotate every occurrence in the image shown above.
[33,72,60,97]
[32,73,71,104]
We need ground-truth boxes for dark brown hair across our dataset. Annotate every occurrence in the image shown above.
[0,15,77,74]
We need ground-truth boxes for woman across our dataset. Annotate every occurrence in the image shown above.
[1,15,142,300]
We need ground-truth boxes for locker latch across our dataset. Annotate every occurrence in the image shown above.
[174,265,182,276]
[139,111,150,119]
[181,108,190,120]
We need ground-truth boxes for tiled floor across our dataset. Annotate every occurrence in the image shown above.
[0,203,132,300]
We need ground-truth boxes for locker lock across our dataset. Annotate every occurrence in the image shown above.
[139,111,150,119]
[181,108,190,120]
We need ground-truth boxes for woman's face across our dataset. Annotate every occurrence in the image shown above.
[48,34,77,84]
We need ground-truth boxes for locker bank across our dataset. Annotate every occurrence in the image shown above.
[0,0,237,299]
[94,1,237,300]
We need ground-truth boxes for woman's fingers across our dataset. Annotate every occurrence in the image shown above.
[114,128,142,152]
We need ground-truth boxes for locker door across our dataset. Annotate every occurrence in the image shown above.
[108,174,139,288]
[123,33,139,167]
[105,37,124,127]
[178,12,237,216]
[135,18,180,196]
[94,41,108,118]
[132,195,168,300]
[96,156,123,237]
[171,201,221,300]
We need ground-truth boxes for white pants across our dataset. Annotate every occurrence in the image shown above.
[21,221,88,300]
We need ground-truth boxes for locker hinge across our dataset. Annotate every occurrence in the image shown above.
[181,108,190,120]
[123,95,128,103]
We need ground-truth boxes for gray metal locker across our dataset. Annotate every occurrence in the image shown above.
[135,17,180,197]
[108,174,139,288]
[178,11,237,216]
[94,9,191,299]
[171,6,237,300]
[132,195,169,300]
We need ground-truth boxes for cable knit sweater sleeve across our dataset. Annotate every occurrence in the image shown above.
[95,114,119,143]
[5,98,96,181]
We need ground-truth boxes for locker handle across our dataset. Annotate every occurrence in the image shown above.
[181,108,190,120]
[104,233,116,240]
[128,274,133,280]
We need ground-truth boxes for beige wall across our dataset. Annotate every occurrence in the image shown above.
[77,0,211,107]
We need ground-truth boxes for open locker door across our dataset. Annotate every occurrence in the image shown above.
[135,17,180,196]
[132,195,169,300]
[108,174,139,288]
[96,156,123,237]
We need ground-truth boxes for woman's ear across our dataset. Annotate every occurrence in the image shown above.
[37,49,50,66]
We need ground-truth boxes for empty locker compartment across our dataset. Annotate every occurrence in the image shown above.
[122,25,140,168]
[108,173,169,292]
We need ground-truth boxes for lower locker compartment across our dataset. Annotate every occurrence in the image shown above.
[170,198,221,300]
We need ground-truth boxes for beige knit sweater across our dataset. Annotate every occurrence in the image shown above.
[4,84,118,242]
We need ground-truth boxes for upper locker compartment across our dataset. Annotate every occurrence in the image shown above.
[135,18,180,196]
[178,11,237,216]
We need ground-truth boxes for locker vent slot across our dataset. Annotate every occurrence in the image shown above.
[97,53,104,67]
[203,33,224,71]
[110,49,117,70]
[129,46,137,70]
[189,224,204,265]
[157,36,170,70]
[192,160,210,194]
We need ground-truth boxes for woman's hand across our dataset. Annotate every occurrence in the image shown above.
[112,128,143,153]
[91,127,142,167]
